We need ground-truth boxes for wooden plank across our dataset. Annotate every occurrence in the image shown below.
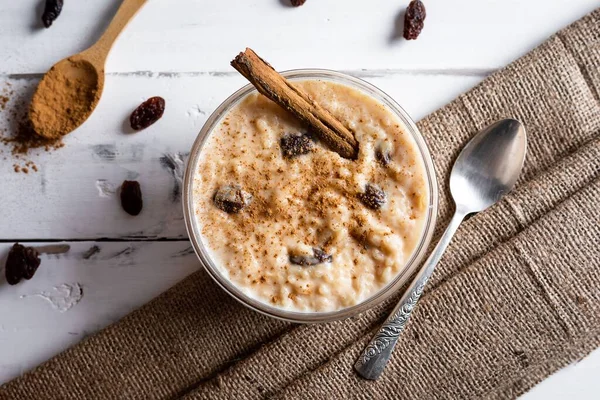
[1,240,600,396]
[0,241,199,385]
[0,72,481,240]
[0,0,597,75]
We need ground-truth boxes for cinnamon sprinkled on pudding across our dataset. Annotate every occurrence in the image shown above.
[193,80,428,312]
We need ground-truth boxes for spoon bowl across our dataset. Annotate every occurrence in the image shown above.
[29,0,147,139]
[450,119,527,213]
[29,57,103,139]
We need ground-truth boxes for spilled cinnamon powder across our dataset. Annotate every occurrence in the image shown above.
[0,83,12,110]
[29,58,101,139]
[0,95,9,110]
[2,118,64,155]
[0,81,63,172]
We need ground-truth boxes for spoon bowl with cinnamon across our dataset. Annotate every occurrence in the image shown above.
[29,0,147,139]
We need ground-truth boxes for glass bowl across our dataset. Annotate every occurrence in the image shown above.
[183,69,438,323]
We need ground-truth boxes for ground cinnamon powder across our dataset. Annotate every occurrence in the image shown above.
[0,83,63,173]
[29,58,100,139]
[0,83,12,111]
[3,118,64,155]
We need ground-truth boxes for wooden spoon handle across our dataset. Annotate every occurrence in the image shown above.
[84,0,148,66]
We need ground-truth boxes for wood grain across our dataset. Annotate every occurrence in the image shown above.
[0,0,597,74]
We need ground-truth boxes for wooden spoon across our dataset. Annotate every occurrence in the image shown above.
[29,0,148,139]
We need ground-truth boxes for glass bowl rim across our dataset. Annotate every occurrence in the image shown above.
[183,68,439,323]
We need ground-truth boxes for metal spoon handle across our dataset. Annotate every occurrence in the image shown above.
[354,210,466,380]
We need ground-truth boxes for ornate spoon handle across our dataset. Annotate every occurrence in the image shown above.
[354,210,466,380]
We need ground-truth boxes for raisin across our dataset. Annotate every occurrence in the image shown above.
[120,180,143,216]
[5,243,41,285]
[375,144,393,166]
[404,0,426,40]
[213,185,253,214]
[358,184,387,210]
[130,97,166,131]
[280,133,314,158]
[290,248,332,266]
[290,0,306,6]
[42,0,64,28]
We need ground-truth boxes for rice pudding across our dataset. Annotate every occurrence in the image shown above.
[193,79,429,313]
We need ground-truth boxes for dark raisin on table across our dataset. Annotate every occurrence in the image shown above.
[130,96,166,131]
[290,247,332,266]
[5,243,41,285]
[120,180,143,216]
[404,0,427,40]
[290,0,306,6]
[358,183,387,210]
[42,0,64,28]
[213,185,253,214]
[280,133,314,158]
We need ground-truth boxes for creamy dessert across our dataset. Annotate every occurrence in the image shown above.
[193,79,429,313]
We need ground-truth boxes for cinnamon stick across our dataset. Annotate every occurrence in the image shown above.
[231,48,359,159]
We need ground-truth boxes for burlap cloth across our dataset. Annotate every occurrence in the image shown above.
[2,9,600,400]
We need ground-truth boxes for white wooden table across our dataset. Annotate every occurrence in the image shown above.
[0,1,598,397]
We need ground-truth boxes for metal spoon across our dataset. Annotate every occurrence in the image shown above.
[354,119,527,380]
[29,0,147,139]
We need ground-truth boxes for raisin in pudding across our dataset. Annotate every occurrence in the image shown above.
[192,79,430,313]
